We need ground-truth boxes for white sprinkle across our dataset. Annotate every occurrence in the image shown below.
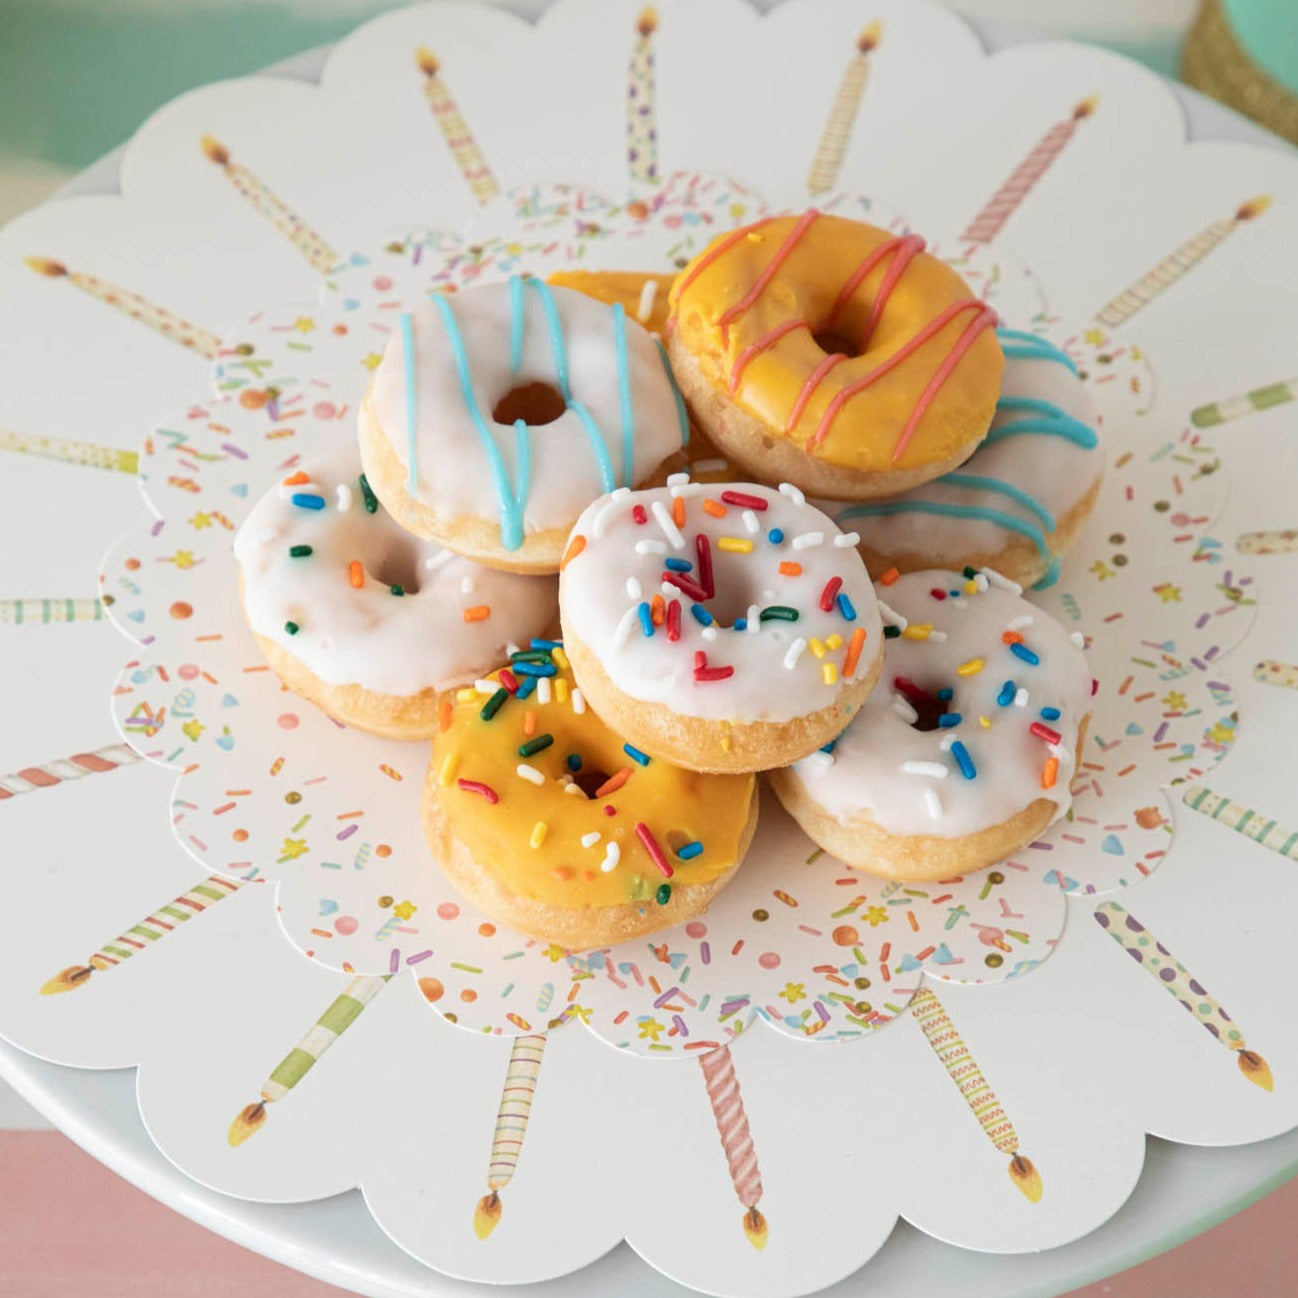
[1014,688,1029,708]
[612,606,640,648]
[564,781,585,796]
[335,483,353,512]
[923,788,943,821]
[666,471,690,486]
[461,575,476,593]
[517,764,544,785]
[779,482,806,506]
[1007,614,1035,632]
[701,625,718,642]
[902,760,948,779]
[833,531,860,548]
[660,581,679,599]
[626,576,642,601]
[742,509,760,534]
[572,688,586,715]
[762,589,777,601]
[791,531,824,550]
[592,489,631,539]
[878,601,908,630]
[804,750,835,772]
[892,695,919,725]
[637,278,658,325]
[691,457,728,474]
[1070,631,1086,649]
[950,596,968,609]
[651,500,686,549]
[506,642,521,657]
[929,630,948,643]
[601,841,621,872]
[746,604,760,634]
[537,675,552,705]
[1049,741,1073,765]
[635,539,668,556]
[784,637,808,669]
[981,567,1022,595]
[974,573,990,592]
[475,679,497,695]
[939,733,956,752]
[581,831,602,848]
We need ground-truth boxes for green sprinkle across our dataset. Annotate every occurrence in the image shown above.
[518,734,554,758]
[884,625,901,639]
[509,650,553,665]
[759,605,799,623]
[390,584,404,597]
[963,566,978,578]
[359,473,378,513]
[655,883,672,905]
[480,688,508,721]
[284,620,300,635]
[289,544,313,558]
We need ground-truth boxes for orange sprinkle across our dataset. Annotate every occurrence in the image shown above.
[594,767,632,797]
[703,498,727,518]
[463,605,490,622]
[672,495,686,527]
[523,709,537,737]
[282,470,309,486]
[879,567,900,585]
[1042,756,1059,789]
[650,593,666,626]
[560,534,586,569]
[551,866,572,882]
[842,626,866,678]
[348,559,363,589]
[438,698,452,732]
[907,910,919,932]
[778,561,803,577]
[1002,630,1024,645]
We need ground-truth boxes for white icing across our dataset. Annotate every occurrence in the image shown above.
[560,483,881,723]
[234,447,558,696]
[785,570,1092,839]
[366,282,683,536]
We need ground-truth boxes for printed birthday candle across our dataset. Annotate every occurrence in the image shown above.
[0,426,138,475]
[1094,901,1272,1090]
[415,47,501,205]
[959,98,1097,245]
[910,986,1043,1202]
[626,7,659,185]
[0,598,105,625]
[1237,529,1298,555]
[473,1032,548,1239]
[807,23,882,196]
[40,875,245,995]
[24,257,223,358]
[1093,197,1270,329]
[227,974,391,1145]
[200,136,339,274]
[1191,376,1298,427]
[1254,659,1298,691]
[0,742,140,802]
[1181,784,1298,862]
[698,1044,769,1249]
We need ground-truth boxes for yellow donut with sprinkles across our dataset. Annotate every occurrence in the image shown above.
[423,645,758,950]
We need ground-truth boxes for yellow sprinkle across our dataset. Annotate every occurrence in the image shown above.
[979,715,992,729]
[902,623,932,640]
[717,537,754,554]
[964,580,978,595]
[825,633,843,651]
[555,678,569,704]
[530,821,548,849]
[809,637,826,659]
[551,646,570,671]
[456,688,476,702]
[822,662,838,685]
[437,754,459,786]
[956,658,984,676]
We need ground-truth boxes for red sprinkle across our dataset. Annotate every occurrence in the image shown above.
[695,665,735,682]
[696,532,715,598]
[635,822,674,878]
[631,504,648,525]
[499,669,519,694]
[666,599,682,642]
[662,570,710,602]
[819,576,843,612]
[930,588,947,600]
[456,778,499,804]
[694,651,707,669]
[720,490,768,511]
[1030,721,1062,745]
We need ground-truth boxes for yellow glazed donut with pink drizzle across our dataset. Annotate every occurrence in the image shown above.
[667,211,1004,499]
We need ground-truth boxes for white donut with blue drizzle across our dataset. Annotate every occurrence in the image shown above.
[360,277,689,574]
[823,329,1103,589]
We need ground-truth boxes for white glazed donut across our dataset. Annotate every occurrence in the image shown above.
[558,479,883,772]
[825,330,1103,590]
[234,447,558,739]
[768,568,1093,881]
[359,277,689,573]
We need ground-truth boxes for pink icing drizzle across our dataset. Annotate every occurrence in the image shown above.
[729,317,806,394]
[716,209,821,333]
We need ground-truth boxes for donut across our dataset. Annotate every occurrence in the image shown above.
[768,568,1093,881]
[666,212,1004,500]
[359,277,689,573]
[422,648,759,949]
[234,448,558,739]
[825,329,1103,589]
[558,479,883,773]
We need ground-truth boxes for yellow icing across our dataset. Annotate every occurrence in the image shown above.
[668,213,1004,473]
[430,658,755,908]
[547,269,676,338]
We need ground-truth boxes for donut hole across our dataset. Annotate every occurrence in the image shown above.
[894,676,948,733]
[572,768,614,799]
[811,327,860,359]
[492,381,567,427]
[367,536,423,594]
[699,551,770,628]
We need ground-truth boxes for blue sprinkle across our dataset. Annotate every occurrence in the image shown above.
[997,680,1016,707]
[676,841,704,860]
[664,557,693,573]
[1010,642,1040,665]
[291,492,325,510]
[566,753,582,771]
[623,743,651,766]
[768,528,785,544]
[819,739,837,753]
[691,603,714,626]
[512,661,557,677]
[1040,706,1061,721]
[836,592,857,621]
[950,741,977,779]
[733,618,748,631]
[531,638,564,650]
[949,589,961,598]
[938,687,954,702]
[638,602,654,636]
[514,675,537,700]
[938,712,962,728]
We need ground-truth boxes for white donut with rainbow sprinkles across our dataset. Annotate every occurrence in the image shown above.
[769,567,1094,881]
[559,478,883,772]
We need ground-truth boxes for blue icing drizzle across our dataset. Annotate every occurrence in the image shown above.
[400,312,419,494]
[838,499,1049,555]
[509,274,525,375]
[612,302,635,488]
[654,335,691,448]
[988,397,1099,449]
[512,418,532,528]
[939,473,1056,531]
[995,327,1079,376]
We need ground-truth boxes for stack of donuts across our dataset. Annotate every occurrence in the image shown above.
[234,210,1100,950]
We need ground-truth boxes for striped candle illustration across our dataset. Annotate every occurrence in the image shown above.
[0,597,105,625]
[200,137,339,274]
[626,7,659,185]
[1191,376,1298,428]
[698,1044,769,1249]
[0,426,138,475]
[1237,530,1298,555]
[228,974,391,1145]
[0,742,140,803]
[959,97,1097,244]
[807,22,882,196]
[1093,196,1271,329]
[1182,784,1298,861]
[415,47,501,205]
[473,1033,548,1239]
[910,986,1042,1202]
[24,257,223,358]
[1094,901,1272,1090]
[1255,660,1298,691]
[40,875,245,995]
